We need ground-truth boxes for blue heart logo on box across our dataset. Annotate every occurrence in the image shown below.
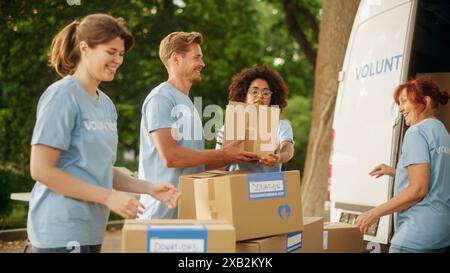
[278,205,291,220]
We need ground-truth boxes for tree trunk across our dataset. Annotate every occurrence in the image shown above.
[301,0,360,217]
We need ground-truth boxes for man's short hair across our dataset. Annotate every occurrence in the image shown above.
[159,31,203,68]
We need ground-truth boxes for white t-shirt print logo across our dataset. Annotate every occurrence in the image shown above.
[436,145,450,155]
[83,119,117,131]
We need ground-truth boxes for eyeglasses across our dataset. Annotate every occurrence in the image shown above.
[248,87,273,98]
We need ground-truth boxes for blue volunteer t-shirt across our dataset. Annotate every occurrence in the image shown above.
[391,118,450,250]
[28,75,118,248]
[138,82,204,219]
[215,120,295,172]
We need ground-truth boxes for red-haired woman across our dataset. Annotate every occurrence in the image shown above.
[356,77,450,253]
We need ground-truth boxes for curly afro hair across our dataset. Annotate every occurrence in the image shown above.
[228,65,289,111]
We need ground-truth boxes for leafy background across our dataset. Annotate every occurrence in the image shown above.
[0,0,320,228]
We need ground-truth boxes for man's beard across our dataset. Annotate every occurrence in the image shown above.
[192,76,202,83]
[190,72,202,83]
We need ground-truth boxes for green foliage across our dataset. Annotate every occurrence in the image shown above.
[0,166,34,228]
[1,203,29,230]
[281,95,312,172]
[0,0,319,228]
[258,0,317,97]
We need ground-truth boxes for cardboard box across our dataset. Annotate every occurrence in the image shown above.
[236,232,303,253]
[297,217,324,253]
[121,219,235,253]
[323,222,364,253]
[237,217,324,253]
[223,101,280,158]
[178,170,232,219]
[192,170,303,241]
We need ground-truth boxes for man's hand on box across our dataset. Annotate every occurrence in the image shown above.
[259,153,280,167]
[222,140,260,163]
[148,183,181,209]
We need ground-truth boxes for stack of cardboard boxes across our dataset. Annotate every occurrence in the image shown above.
[121,102,363,253]
[178,169,304,252]
[121,169,306,253]
[121,172,363,253]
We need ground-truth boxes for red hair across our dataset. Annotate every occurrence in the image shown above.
[394,77,449,108]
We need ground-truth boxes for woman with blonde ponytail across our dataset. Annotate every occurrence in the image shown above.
[29,13,180,253]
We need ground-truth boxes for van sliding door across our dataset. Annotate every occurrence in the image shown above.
[329,0,417,244]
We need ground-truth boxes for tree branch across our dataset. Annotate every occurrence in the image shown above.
[295,2,319,40]
[162,0,175,12]
[282,0,318,68]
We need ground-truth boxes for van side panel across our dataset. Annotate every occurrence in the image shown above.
[330,0,416,244]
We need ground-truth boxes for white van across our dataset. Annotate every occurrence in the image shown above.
[328,0,450,249]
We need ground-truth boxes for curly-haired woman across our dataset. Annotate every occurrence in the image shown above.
[215,65,294,172]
